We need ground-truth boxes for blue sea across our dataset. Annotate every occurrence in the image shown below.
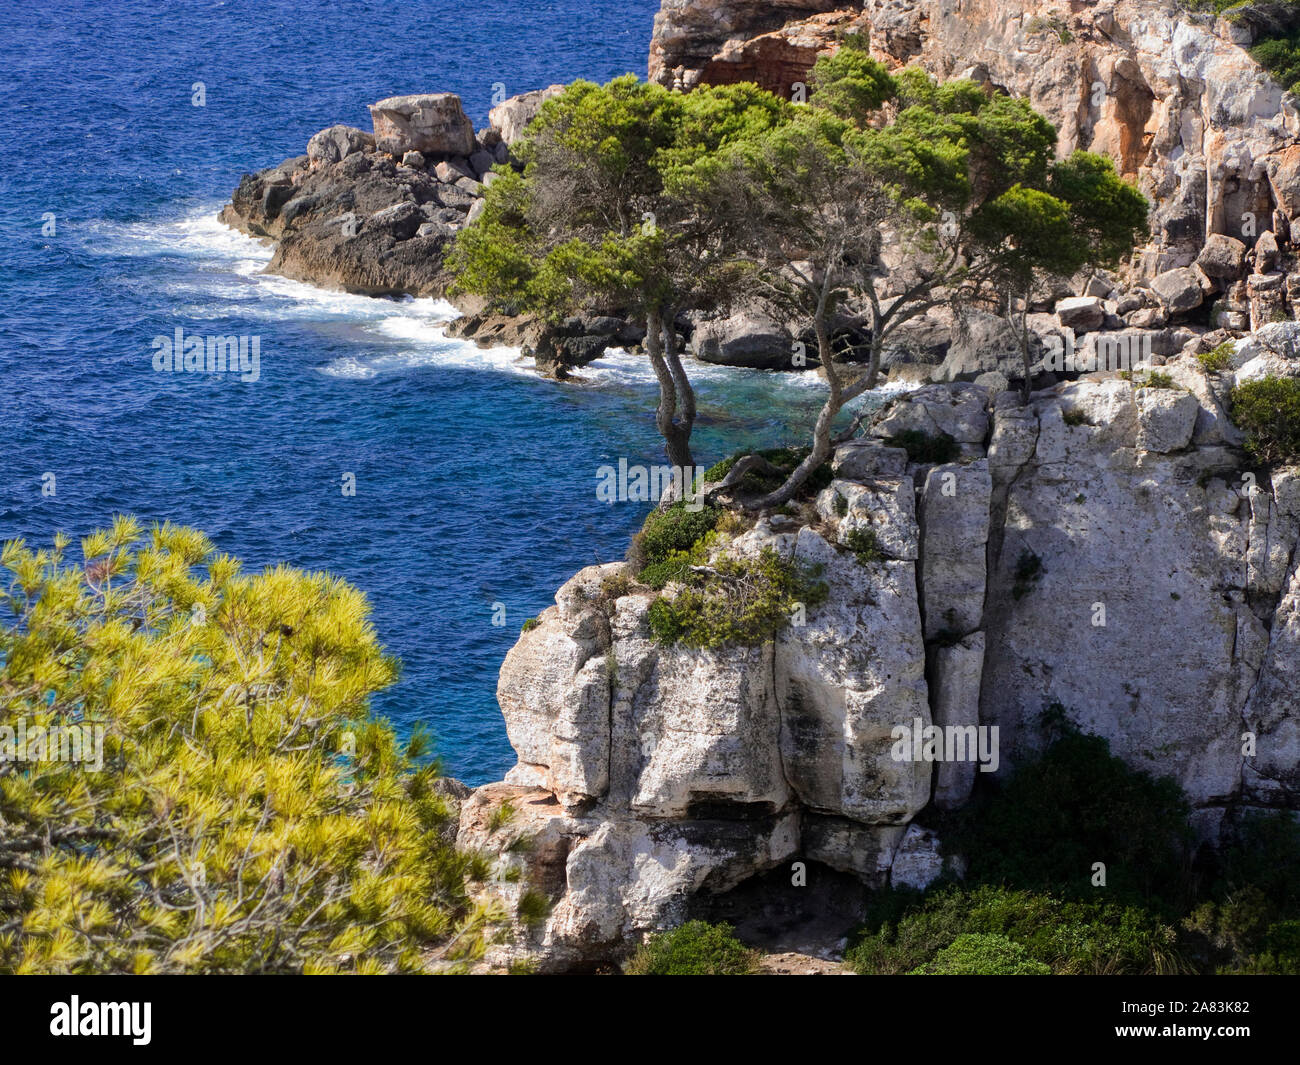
[1,0,883,784]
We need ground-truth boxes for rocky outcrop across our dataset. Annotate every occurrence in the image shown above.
[461,332,1300,971]
[220,87,656,377]
[649,0,1300,279]
[368,94,476,157]
[218,85,563,295]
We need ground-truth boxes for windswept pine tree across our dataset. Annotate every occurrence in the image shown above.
[712,43,1150,504]
[449,75,790,477]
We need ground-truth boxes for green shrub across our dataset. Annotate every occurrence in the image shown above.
[0,520,482,974]
[639,538,714,591]
[909,932,1051,975]
[521,616,540,633]
[630,501,722,576]
[844,527,886,565]
[1197,341,1235,374]
[1062,408,1089,427]
[626,920,758,975]
[1144,370,1176,389]
[887,429,960,464]
[1229,375,1300,465]
[593,572,633,610]
[1214,811,1300,912]
[647,546,827,648]
[1182,4,1300,93]
[948,712,1193,905]
[846,885,1186,975]
[517,890,551,928]
[1251,30,1300,95]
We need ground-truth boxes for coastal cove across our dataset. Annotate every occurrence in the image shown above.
[0,0,891,786]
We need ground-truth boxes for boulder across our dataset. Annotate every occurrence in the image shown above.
[934,309,1038,382]
[692,309,794,370]
[488,84,566,146]
[1196,233,1247,281]
[871,383,990,447]
[306,124,374,167]
[1056,295,1106,332]
[1235,321,1300,382]
[1151,267,1204,314]
[368,93,475,158]
[1248,273,1288,332]
[889,825,950,891]
[1254,229,1281,273]
[434,157,476,184]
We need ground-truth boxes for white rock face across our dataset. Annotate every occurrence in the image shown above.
[777,526,931,823]
[465,369,1300,972]
[929,633,987,810]
[1134,386,1199,452]
[919,461,992,638]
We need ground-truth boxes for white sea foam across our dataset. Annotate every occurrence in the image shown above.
[100,204,918,404]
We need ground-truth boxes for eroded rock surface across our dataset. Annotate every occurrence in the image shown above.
[462,347,1300,971]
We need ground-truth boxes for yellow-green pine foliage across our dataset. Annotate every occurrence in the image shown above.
[0,518,487,973]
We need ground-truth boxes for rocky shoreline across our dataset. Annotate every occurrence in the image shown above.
[221,0,1300,388]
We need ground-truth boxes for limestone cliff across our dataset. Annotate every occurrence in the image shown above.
[459,325,1300,972]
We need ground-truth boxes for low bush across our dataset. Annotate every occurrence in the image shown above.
[948,712,1193,905]
[628,501,722,576]
[626,920,758,975]
[844,527,886,565]
[909,932,1051,975]
[1197,341,1235,374]
[647,546,827,648]
[1229,375,1300,465]
[847,885,1186,975]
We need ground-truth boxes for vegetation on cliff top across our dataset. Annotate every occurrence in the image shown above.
[1187,1,1300,92]
[1229,374,1300,464]
[626,920,759,975]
